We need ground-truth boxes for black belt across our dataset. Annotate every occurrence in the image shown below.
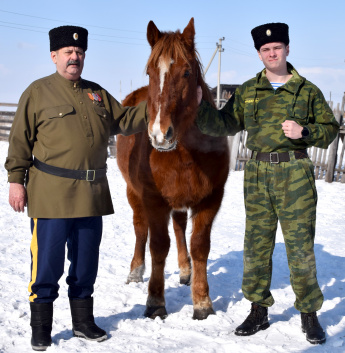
[33,158,107,181]
[252,150,308,163]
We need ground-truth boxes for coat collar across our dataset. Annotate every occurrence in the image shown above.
[254,62,305,94]
[53,71,83,88]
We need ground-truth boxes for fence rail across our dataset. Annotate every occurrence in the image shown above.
[0,109,15,141]
[1,102,345,182]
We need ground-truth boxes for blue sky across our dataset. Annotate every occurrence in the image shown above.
[1,0,345,107]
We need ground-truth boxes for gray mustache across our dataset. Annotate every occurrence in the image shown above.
[67,60,80,67]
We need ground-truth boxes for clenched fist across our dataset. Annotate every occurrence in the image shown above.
[282,120,303,139]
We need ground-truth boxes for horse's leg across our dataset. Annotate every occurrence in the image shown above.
[172,210,191,285]
[126,187,148,283]
[144,201,171,319]
[190,188,224,320]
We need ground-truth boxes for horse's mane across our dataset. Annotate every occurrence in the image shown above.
[146,31,190,70]
[146,31,215,108]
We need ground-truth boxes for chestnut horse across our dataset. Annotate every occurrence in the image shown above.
[116,18,229,320]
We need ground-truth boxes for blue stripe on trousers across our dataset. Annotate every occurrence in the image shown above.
[29,217,103,303]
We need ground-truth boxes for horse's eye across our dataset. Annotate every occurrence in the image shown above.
[183,70,190,78]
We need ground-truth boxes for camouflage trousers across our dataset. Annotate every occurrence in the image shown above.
[242,151,324,313]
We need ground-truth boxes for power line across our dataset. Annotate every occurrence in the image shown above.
[0,20,49,30]
[0,9,257,52]
[0,9,145,34]
[0,24,148,46]
[0,23,46,34]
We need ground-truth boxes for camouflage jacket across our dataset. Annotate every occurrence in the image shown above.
[197,62,339,152]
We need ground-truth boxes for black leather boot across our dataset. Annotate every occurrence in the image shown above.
[30,302,53,351]
[69,298,107,342]
[235,303,270,336]
[301,312,326,344]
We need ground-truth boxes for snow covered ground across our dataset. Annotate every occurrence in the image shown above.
[0,140,344,353]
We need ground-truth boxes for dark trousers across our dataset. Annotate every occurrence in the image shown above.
[29,217,103,303]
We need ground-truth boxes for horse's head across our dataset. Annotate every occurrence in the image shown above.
[145,18,202,151]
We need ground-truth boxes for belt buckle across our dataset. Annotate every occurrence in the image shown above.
[269,152,279,164]
[86,170,95,181]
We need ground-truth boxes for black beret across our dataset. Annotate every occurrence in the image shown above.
[49,25,88,52]
[251,23,289,51]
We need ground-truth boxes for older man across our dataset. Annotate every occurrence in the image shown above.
[196,23,339,344]
[5,25,148,351]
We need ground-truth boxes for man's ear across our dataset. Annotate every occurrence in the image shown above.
[286,45,290,56]
[257,50,263,62]
[51,51,57,64]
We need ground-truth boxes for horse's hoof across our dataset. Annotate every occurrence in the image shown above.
[126,264,145,284]
[192,307,215,320]
[180,275,191,286]
[126,276,143,284]
[144,306,168,320]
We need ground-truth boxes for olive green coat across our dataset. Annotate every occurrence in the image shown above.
[5,72,148,218]
[196,62,339,150]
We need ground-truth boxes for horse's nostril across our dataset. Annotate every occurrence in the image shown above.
[165,126,174,140]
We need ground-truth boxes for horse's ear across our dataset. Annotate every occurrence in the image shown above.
[147,21,162,48]
[182,18,195,49]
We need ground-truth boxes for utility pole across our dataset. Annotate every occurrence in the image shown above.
[203,37,225,109]
[216,37,225,109]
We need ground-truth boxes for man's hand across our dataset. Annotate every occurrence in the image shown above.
[197,86,202,106]
[282,120,303,139]
[9,183,27,213]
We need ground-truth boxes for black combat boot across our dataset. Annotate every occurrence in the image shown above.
[301,312,326,344]
[30,302,53,351]
[69,298,107,342]
[235,303,270,336]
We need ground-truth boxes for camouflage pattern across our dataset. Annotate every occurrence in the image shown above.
[197,62,339,151]
[242,153,323,312]
[196,62,340,313]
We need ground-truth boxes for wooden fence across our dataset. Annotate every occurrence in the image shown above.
[0,103,17,141]
[229,103,345,183]
[1,102,345,183]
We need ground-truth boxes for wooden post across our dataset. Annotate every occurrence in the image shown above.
[325,112,342,182]
[229,133,241,170]
[108,136,117,158]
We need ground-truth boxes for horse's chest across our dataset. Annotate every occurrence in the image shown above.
[150,152,212,208]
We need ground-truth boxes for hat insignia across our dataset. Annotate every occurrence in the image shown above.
[266,29,271,36]
[73,33,79,40]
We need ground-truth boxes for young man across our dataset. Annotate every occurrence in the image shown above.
[5,26,148,351]
[196,23,339,345]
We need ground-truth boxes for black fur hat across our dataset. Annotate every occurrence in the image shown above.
[251,23,289,51]
[49,25,88,52]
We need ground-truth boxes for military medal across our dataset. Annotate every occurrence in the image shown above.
[88,92,104,106]
[93,93,102,101]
